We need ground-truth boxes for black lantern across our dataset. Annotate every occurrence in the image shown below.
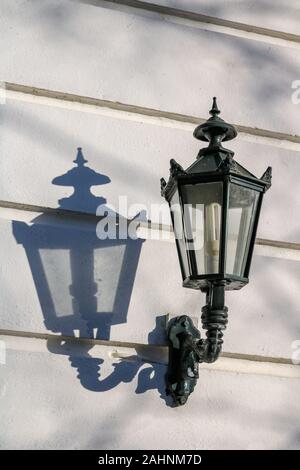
[161,99,271,406]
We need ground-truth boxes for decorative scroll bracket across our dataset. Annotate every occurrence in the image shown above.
[166,282,228,406]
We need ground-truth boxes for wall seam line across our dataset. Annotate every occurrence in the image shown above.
[99,0,300,45]
[0,328,297,367]
[4,82,300,145]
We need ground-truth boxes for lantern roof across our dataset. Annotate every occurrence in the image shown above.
[161,98,272,199]
[185,151,256,179]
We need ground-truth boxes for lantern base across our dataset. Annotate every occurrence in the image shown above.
[166,283,228,406]
[182,274,249,292]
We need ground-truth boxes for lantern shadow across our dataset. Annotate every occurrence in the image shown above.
[12,147,170,404]
[65,314,170,406]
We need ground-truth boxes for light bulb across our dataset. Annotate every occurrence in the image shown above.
[205,203,221,272]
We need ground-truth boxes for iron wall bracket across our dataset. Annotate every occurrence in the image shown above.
[166,282,228,406]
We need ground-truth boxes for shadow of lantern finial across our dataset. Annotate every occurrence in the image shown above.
[52,147,111,213]
[73,146,88,166]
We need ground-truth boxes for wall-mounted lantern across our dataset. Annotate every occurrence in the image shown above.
[161,98,272,406]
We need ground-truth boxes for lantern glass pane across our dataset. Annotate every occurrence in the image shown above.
[39,249,72,317]
[170,189,190,279]
[181,182,223,275]
[226,183,259,277]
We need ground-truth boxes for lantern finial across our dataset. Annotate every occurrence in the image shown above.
[209,97,220,118]
[193,97,237,143]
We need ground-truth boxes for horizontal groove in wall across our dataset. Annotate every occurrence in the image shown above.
[0,199,299,255]
[4,83,300,152]
[96,0,300,48]
[0,199,101,223]
[1,329,299,379]
[0,328,294,364]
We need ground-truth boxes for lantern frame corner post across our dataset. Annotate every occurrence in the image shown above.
[161,97,272,406]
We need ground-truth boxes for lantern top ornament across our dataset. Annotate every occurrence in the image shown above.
[193,97,237,143]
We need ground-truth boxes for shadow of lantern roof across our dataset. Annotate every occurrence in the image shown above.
[52,147,111,213]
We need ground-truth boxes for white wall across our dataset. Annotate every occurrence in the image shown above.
[0,0,300,449]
